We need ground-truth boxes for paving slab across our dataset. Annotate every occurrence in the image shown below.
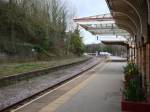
[53,57,126,112]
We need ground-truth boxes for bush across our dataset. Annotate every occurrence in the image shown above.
[123,75,145,101]
[123,62,139,82]
[123,63,145,101]
[70,29,84,56]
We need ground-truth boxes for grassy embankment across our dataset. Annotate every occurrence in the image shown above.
[0,56,89,78]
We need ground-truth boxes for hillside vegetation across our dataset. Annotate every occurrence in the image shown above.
[0,0,84,62]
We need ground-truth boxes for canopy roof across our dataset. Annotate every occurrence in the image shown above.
[101,40,128,46]
[106,0,150,46]
[74,14,130,36]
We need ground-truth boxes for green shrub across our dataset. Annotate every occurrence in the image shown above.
[123,62,139,82]
[70,29,85,56]
[123,75,145,101]
[123,63,145,101]
[124,63,139,75]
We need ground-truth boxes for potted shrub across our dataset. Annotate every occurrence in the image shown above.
[123,63,139,85]
[121,63,150,112]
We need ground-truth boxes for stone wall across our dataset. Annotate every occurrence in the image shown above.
[146,44,150,96]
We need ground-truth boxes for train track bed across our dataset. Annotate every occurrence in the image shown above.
[0,57,103,111]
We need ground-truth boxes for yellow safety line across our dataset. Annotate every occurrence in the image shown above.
[39,62,108,112]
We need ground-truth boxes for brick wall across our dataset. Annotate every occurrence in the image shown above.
[146,44,150,96]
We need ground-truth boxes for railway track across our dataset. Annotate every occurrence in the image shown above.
[1,57,103,112]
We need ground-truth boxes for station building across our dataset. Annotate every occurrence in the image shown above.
[106,0,150,98]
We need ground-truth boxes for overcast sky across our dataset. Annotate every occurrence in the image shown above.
[67,0,110,44]
[68,0,109,17]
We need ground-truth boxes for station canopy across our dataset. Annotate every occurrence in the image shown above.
[74,14,130,46]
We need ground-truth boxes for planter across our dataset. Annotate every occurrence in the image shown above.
[121,98,150,112]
